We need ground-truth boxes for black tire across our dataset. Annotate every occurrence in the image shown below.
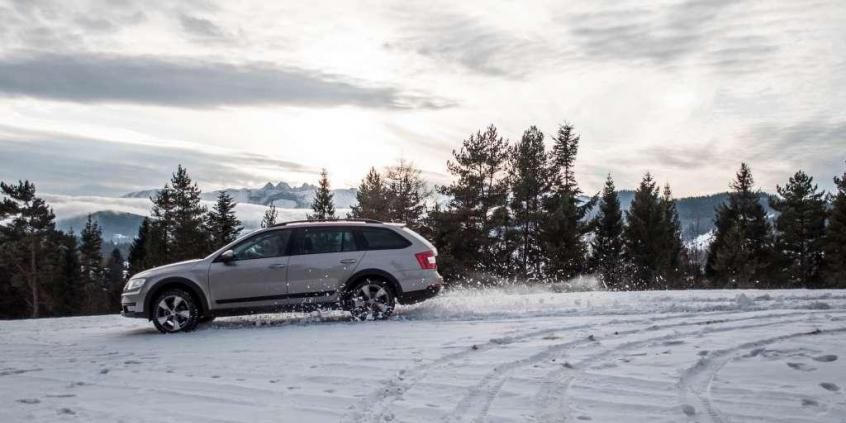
[199,315,216,324]
[343,278,396,321]
[151,289,199,333]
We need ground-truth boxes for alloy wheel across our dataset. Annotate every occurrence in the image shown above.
[350,280,394,320]
[155,294,193,332]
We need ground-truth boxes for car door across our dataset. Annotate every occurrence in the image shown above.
[208,229,292,309]
[285,227,365,301]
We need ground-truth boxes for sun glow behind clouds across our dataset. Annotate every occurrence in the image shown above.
[0,0,844,197]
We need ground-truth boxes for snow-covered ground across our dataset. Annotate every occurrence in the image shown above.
[2,289,845,422]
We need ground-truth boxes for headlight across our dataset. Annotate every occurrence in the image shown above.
[124,278,146,292]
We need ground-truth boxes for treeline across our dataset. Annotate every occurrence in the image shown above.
[0,182,124,317]
[0,166,245,318]
[347,124,846,291]
[2,123,846,318]
[347,124,685,288]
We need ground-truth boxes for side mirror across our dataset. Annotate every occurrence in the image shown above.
[218,250,235,264]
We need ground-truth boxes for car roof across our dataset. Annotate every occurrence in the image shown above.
[270,219,405,228]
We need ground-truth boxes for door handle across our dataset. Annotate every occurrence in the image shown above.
[268,264,287,269]
[340,259,357,264]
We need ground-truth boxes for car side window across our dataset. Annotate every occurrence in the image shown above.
[358,228,411,250]
[231,230,290,261]
[297,228,357,255]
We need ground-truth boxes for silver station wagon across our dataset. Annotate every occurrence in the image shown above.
[121,219,443,333]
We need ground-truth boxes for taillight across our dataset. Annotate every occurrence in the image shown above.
[415,251,437,270]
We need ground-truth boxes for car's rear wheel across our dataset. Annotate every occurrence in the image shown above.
[151,289,199,333]
[345,278,395,321]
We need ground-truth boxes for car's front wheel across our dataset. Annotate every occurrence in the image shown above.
[345,279,395,321]
[151,289,199,333]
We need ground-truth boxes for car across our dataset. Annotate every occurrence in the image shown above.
[120,219,443,333]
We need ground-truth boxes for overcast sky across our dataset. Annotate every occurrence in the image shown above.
[1,0,845,198]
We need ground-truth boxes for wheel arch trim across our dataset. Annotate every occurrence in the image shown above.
[144,277,209,319]
[343,268,403,297]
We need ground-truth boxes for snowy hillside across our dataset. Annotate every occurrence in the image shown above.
[2,288,845,422]
[685,230,715,251]
[583,191,774,241]
[56,211,146,244]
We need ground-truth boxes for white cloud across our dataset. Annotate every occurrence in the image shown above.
[0,0,844,197]
[42,192,352,229]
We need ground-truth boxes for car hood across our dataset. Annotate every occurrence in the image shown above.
[133,259,204,278]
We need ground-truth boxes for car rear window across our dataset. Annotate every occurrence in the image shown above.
[358,228,411,250]
[297,228,357,254]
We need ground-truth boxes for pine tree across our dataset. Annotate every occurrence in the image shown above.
[261,203,278,228]
[0,181,58,317]
[623,173,665,289]
[488,206,520,279]
[169,165,209,261]
[128,217,151,275]
[104,248,125,310]
[706,163,774,288]
[51,231,82,316]
[308,169,337,221]
[148,185,174,266]
[0,230,21,317]
[591,175,625,289]
[384,160,429,229]
[436,125,511,280]
[549,124,580,193]
[657,184,685,288]
[542,123,594,280]
[509,126,549,279]
[349,167,389,221]
[419,203,463,281]
[207,191,243,249]
[823,163,846,288]
[79,215,105,314]
[770,171,828,287]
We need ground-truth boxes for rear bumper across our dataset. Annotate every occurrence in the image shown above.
[398,283,443,305]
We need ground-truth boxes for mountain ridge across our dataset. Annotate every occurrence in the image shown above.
[123,182,357,209]
[56,210,146,245]
[99,185,778,245]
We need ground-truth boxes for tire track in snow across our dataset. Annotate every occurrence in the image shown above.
[677,326,846,423]
[444,335,594,423]
[533,315,832,422]
[535,311,846,423]
[342,322,599,423]
[344,309,760,423]
[530,310,846,423]
[344,309,840,423]
[446,310,828,423]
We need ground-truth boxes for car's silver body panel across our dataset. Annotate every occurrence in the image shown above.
[121,222,442,319]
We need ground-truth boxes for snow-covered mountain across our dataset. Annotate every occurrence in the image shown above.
[123,182,358,209]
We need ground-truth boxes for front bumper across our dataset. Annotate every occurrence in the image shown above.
[121,292,146,318]
[398,283,443,305]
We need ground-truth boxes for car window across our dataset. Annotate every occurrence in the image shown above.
[231,230,290,261]
[298,228,357,254]
[359,228,411,250]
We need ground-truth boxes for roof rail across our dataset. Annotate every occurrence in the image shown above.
[271,218,383,227]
